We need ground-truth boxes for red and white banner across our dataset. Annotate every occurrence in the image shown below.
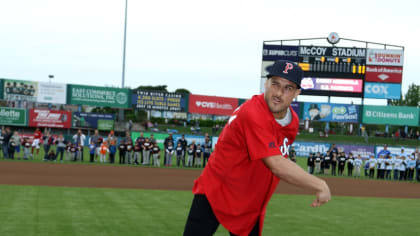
[366,49,404,66]
[365,66,403,83]
[188,94,238,116]
[29,109,72,128]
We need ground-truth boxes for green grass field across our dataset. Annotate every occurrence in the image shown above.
[0,185,419,236]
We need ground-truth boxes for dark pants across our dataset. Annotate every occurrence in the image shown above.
[110,153,115,164]
[90,153,95,163]
[393,169,399,180]
[3,144,9,158]
[56,147,65,161]
[385,170,391,180]
[119,151,125,164]
[399,171,406,181]
[331,164,336,176]
[347,167,353,176]
[184,194,259,236]
[43,144,51,160]
[369,169,375,178]
[416,168,420,181]
[203,153,210,168]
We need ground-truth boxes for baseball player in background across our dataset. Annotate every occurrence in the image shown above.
[183,60,331,236]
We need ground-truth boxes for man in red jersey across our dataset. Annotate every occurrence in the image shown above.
[31,128,42,157]
[183,60,331,236]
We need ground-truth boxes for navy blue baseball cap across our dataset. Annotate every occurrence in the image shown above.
[267,60,303,89]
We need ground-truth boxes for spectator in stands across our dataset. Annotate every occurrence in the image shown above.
[202,135,212,168]
[163,133,174,165]
[307,152,315,174]
[55,133,66,162]
[73,129,86,161]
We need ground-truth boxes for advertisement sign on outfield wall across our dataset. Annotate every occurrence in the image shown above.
[291,142,331,157]
[365,66,403,83]
[72,112,115,130]
[366,49,404,66]
[132,90,187,112]
[3,79,38,102]
[336,144,375,159]
[362,105,419,126]
[0,107,27,126]
[303,103,359,122]
[68,84,130,108]
[363,82,401,99]
[189,94,238,116]
[37,82,67,104]
[29,109,72,128]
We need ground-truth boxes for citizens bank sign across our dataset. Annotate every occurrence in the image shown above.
[362,105,419,126]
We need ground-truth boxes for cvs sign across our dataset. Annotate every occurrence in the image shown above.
[364,82,401,99]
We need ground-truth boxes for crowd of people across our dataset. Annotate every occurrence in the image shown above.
[2,127,420,182]
[0,127,213,168]
[306,144,420,182]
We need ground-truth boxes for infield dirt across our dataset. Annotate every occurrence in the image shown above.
[1,162,419,198]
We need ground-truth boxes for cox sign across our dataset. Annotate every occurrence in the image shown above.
[364,82,401,99]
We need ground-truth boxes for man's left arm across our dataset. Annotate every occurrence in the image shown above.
[263,155,331,207]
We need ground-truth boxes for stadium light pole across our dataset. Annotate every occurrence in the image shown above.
[119,0,128,123]
[121,0,128,88]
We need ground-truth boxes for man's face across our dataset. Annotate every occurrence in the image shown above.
[264,77,300,119]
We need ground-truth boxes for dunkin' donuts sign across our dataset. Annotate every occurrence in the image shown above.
[188,94,239,116]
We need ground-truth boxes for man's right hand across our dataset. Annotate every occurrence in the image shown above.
[311,181,331,207]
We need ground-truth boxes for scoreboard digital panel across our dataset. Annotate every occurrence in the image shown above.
[298,45,367,97]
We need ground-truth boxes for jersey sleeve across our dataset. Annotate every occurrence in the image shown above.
[242,112,281,161]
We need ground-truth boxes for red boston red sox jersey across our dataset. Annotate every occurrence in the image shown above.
[193,94,299,236]
[34,130,42,140]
